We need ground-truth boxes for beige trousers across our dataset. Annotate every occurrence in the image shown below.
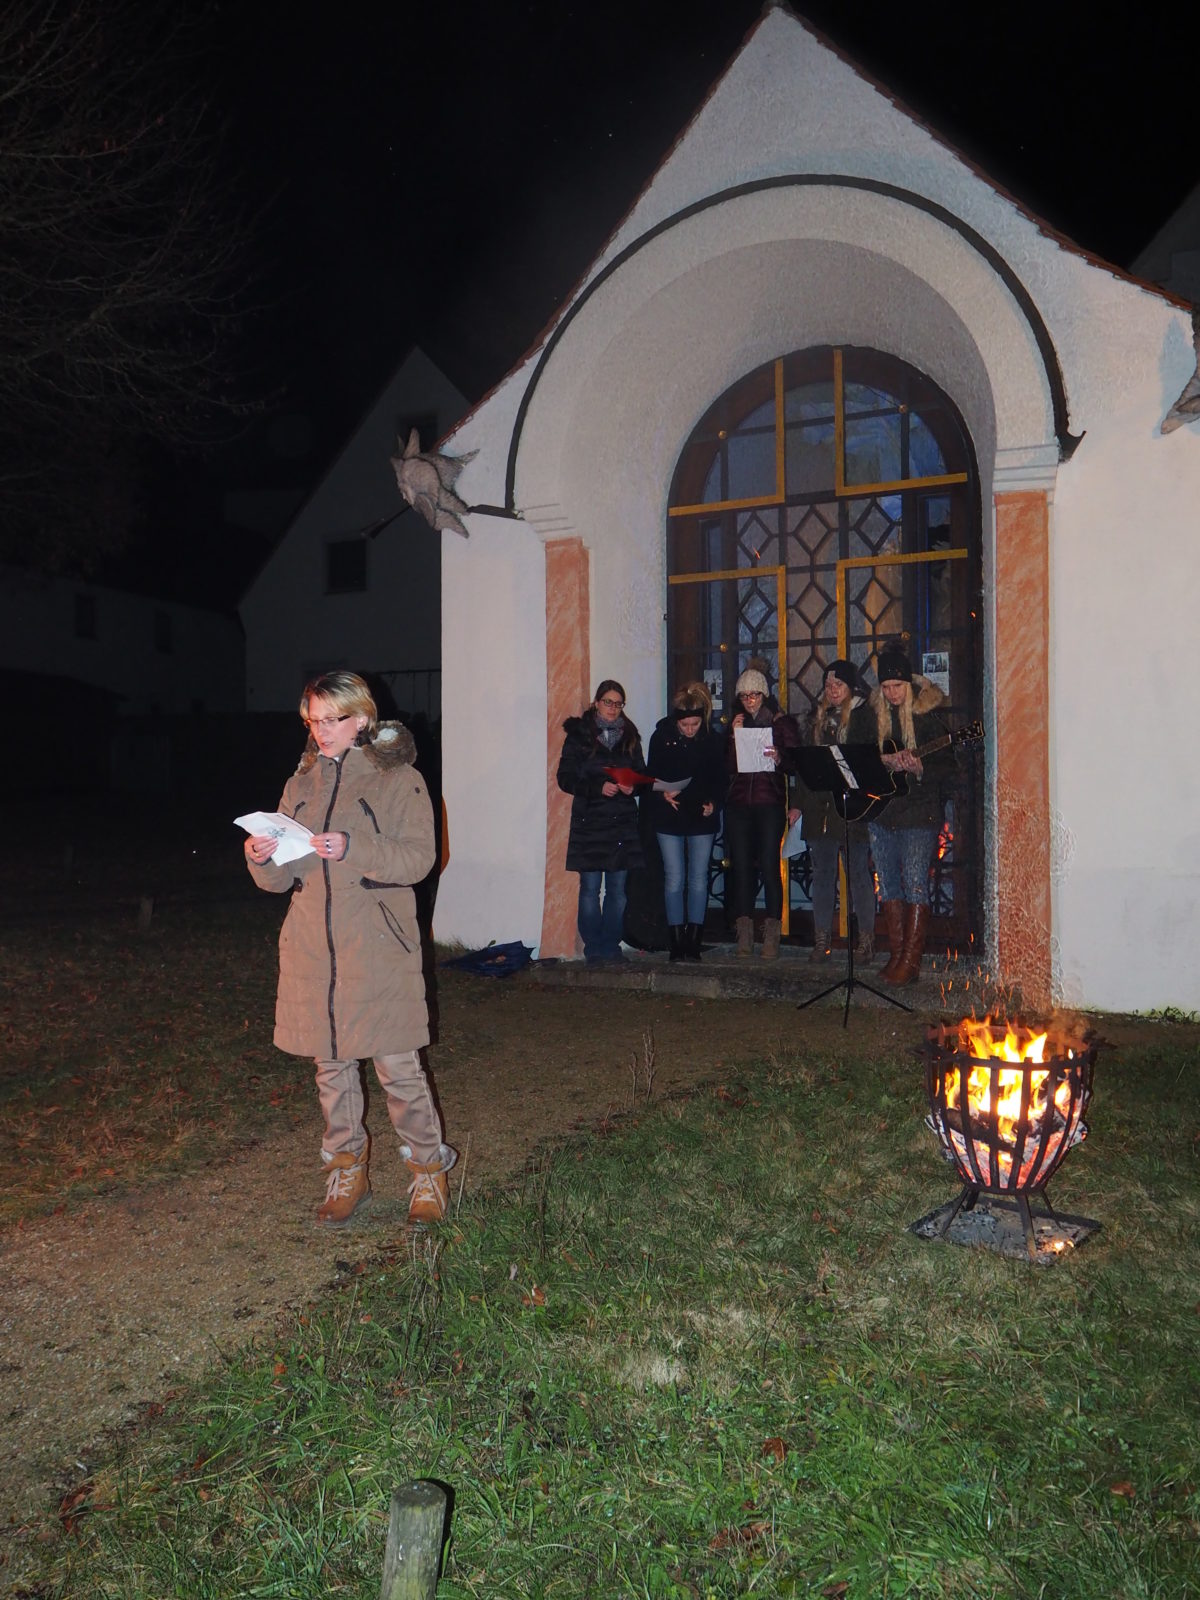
[315,1051,444,1164]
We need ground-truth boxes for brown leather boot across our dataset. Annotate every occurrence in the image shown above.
[316,1147,371,1227]
[761,917,781,960]
[809,928,831,964]
[404,1150,454,1223]
[879,900,905,981]
[735,916,754,958]
[885,903,930,986]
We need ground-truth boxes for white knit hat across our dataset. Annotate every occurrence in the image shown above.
[735,668,769,698]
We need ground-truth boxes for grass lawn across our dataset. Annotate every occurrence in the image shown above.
[23,1017,1200,1598]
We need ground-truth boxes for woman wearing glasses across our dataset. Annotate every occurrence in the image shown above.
[556,679,645,963]
[243,671,454,1229]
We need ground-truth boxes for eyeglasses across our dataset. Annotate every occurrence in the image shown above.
[597,697,625,709]
[305,713,353,732]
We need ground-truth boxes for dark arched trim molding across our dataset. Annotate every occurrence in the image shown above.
[503,175,1082,509]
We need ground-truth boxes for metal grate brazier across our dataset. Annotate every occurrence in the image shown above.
[918,1020,1100,1261]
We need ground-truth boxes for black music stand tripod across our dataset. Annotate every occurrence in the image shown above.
[790,743,913,1028]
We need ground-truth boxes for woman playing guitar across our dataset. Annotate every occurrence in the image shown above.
[868,647,953,986]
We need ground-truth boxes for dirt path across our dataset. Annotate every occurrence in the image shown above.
[2,985,882,1553]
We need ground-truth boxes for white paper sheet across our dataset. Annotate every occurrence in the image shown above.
[234,810,315,865]
[781,814,806,859]
[734,726,774,773]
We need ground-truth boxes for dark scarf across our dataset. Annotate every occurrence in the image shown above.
[595,715,626,752]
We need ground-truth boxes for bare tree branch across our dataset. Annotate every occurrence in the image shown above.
[0,0,261,569]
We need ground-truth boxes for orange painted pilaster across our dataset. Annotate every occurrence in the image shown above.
[541,538,590,958]
[993,491,1052,1009]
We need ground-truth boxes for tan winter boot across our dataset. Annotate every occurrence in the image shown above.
[761,917,781,960]
[735,915,754,958]
[809,927,831,964]
[404,1146,456,1224]
[316,1147,371,1227]
[853,925,875,964]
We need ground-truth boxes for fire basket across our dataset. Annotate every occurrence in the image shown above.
[917,1018,1101,1261]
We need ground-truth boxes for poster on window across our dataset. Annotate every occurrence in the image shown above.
[703,669,723,710]
[922,650,950,695]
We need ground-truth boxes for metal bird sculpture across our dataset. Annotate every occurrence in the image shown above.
[390,429,477,537]
[1162,311,1200,435]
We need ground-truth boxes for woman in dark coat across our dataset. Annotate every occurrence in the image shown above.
[646,681,725,962]
[725,665,800,960]
[788,659,878,963]
[556,679,645,963]
[867,647,952,985]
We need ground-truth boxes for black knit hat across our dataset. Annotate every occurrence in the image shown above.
[876,648,913,684]
[825,659,858,693]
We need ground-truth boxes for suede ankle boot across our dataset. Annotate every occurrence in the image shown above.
[316,1147,371,1227]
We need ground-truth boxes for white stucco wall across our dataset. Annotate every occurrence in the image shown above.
[241,348,467,715]
[435,7,1200,1007]
[436,501,549,948]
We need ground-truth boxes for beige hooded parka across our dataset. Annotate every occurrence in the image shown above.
[247,721,434,1059]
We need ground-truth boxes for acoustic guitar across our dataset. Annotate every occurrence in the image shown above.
[834,720,984,823]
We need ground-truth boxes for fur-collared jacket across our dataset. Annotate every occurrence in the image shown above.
[556,710,646,872]
[867,675,952,831]
[247,721,434,1060]
[786,694,877,841]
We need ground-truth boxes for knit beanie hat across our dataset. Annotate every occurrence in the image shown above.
[875,648,913,684]
[825,659,858,693]
[735,668,769,698]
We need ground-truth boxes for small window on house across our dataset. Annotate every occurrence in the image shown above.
[74,593,96,640]
[397,410,438,452]
[154,609,173,654]
[326,538,367,594]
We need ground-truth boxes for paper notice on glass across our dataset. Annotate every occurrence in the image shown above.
[234,810,315,864]
[734,726,774,772]
[781,814,806,859]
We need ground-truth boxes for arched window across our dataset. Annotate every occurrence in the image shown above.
[666,346,981,943]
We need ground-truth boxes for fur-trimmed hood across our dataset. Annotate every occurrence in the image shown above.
[296,719,417,776]
[561,709,641,755]
[869,674,945,717]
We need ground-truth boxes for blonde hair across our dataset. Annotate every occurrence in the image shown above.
[815,683,854,741]
[299,670,378,738]
[874,681,916,751]
[671,680,712,724]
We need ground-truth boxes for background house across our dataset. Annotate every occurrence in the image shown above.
[239,347,467,722]
[0,565,244,793]
[428,4,1200,1013]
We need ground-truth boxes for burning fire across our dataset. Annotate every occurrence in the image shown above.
[930,1018,1088,1190]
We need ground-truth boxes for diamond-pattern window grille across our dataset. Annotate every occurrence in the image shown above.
[666,346,978,946]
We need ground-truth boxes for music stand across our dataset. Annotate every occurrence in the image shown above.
[788,743,913,1027]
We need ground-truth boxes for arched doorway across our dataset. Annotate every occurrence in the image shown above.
[666,345,983,947]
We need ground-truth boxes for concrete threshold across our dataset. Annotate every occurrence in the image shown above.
[525,942,948,1008]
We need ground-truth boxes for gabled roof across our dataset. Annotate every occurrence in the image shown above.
[448,0,1189,455]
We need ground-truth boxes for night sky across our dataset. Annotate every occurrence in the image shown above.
[141,0,1196,607]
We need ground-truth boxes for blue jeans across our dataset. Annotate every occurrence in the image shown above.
[577,869,627,961]
[657,832,713,926]
[867,823,938,906]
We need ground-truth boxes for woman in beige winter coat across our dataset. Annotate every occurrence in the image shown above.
[244,671,454,1227]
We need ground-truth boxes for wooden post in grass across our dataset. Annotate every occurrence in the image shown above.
[380,1481,446,1600]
